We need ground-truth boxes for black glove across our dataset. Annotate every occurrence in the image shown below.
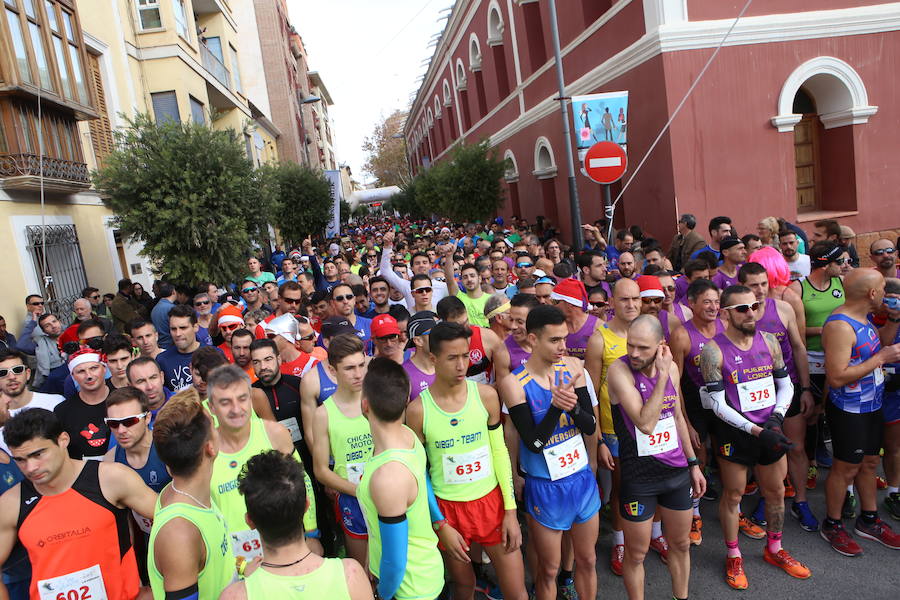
[764,412,785,431]
[759,427,793,453]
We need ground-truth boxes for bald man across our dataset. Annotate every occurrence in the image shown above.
[607,315,704,600]
[821,269,900,556]
[617,252,637,281]
[586,278,646,574]
[870,239,899,280]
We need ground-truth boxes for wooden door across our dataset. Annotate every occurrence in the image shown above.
[794,114,821,211]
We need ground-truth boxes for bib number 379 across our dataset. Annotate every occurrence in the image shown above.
[38,565,108,600]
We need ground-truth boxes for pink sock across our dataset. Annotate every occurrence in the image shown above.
[725,539,740,558]
[766,531,782,554]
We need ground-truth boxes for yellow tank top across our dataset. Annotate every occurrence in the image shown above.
[598,323,627,434]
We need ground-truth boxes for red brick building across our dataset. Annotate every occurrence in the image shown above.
[405,0,900,247]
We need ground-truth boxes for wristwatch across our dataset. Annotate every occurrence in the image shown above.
[687,457,701,468]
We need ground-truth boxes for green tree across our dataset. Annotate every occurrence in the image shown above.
[260,161,333,248]
[93,114,264,285]
[340,199,351,224]
[362,110,410,187]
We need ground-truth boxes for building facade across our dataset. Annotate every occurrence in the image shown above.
[406,0,900,247]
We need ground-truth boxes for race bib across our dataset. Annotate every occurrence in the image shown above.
[231,529,263,562]
[738,376,776,413]
[442,446,492,485]
[38,564,108,600]
[133,509,153,535]
[636,416,678,457]
[875,367,885,386]
[466,372,489,385]
[346,462,365,486]
[808,352,825,375]
[279,417,302,443]
[543,435,588,481]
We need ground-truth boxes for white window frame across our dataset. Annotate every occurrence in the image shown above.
[135,0,163,31]
[172,0,189,40]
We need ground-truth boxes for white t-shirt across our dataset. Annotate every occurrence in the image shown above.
[1,392,65,453]
[787,253,811,281]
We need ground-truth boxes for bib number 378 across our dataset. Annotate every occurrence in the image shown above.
[38,565,108,600]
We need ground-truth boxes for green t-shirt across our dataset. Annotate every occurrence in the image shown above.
[246,272,276,286]
[457,290,489,328]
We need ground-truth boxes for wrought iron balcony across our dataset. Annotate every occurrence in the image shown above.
[0,153,91,191]
[200,42,232,89]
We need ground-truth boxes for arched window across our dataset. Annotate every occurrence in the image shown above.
[427,108,433,127]
[434,96,441,119]
[455,59,467,91]
[487,2,504,46]
[503,149,518,181]
[469,34,482,72]
[533,137,556,178]
[503,149,521,218]
[443,80,452,107]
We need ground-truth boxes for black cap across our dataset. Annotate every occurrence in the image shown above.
[321,317,357,339]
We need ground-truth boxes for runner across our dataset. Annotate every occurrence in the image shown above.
[264,313,317,377]
[126,358,173,425]
[356,358,446,600]
[484,294,513,342]
[585,278,641,574]
[712,237,746,290]
[443,244,490,327]
[607,315,706,600]
[311,334,372,567]
[157,305,203,391]
[371,314,405,363]
[207,365,321,563]
[436,296,510,385]
[656,272,691,341]
[330,284,373,344]
[229,329,258,383]
[0,349,64,450]
[700,284,810,589]
[407,322,526,600]
[219,451,371,600]
[0,408,157,600]
[53,349,112,460]
[129,319,163,359]
[149,388,236,599]
[820,269,900,555]
[551,278,600,361]
[402,312,437,402]
[500,294,540,379]
[103,336,135,390]
[249,339,307,455]
[882,277,900,520]
[499,305,599,600]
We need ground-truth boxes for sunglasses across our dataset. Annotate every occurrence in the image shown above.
[590,301,608,309]
[412,287,432,294]
[834,257,850,265]
[90,295,101,300]
[376,334,400,342]
[0,365,26,378]
[79,336,104,345]
[663,286,676,293]
[241,287,258,294]
[872,247,896,256]
[641,297,664,305]
[333,294,354,302]
[723,302,761,313]
[28,301,44,306]
[104,412,148,429]
[220,323,243,332]
[194,300,210,306]
[516,263,534,269]
[298,333,316,341]
[281,297,303,305]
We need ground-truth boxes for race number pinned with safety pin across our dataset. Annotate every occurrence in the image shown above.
[38,564,108,600]
[738,376,776,413]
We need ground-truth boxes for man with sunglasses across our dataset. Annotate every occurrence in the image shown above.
[371,314,405,363]
[699,284,809,589]
[410,275,436,313]
[266,313,317,377]
[330,284,372,345]
[239,279,270,315]
[514,254,536,283]
[215,305,246,361]
[0,349,64,450]
[82,286,113,322]
[379,230,450,310]
[14,294,45,356]
[870,239,899,280]
[193,293,215,347]
[637,275,666,320]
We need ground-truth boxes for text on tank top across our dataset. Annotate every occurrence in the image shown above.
[316,361,337,404]
[466,326,492,383]
[504,335,531,369]
[324,398,373,484]
[800,276,844,352]
[713,331,776,424]
[566,314,598,360]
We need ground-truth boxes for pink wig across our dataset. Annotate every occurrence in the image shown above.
[748,246,790,288]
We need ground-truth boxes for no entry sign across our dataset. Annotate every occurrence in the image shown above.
[583,142,627,184]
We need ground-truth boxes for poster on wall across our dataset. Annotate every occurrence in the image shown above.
[324,170,342,238]
[570,91,629,162]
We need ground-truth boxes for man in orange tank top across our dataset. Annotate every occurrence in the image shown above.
[0,408,157,600]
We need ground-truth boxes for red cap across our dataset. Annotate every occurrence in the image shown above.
[636,275,664,298]
[371,314,401,338]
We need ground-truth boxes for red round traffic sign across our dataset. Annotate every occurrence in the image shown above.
[583,142,627,184]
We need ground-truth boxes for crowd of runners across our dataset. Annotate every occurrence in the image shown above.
[0,212,898,600]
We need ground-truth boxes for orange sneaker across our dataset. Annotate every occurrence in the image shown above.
[744,481,759,495]
[876,476,888,490]
[784,478,796,499]
[725,556,749,590]
[739,514,766,540]
[610,544,624,576]
[689,515,703,546]
[764,547,811,579]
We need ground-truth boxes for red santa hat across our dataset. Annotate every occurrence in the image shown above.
[216,304,245,327]
[67,348,104,372]
[636,275,665,298]
[551,278,588,310]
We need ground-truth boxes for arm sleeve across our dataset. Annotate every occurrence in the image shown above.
[425,473,445,523]
[379,248,414,309]
[508,403,564,453]
[16,320,37,354]
[773,371,794,419]
[701,381,757,435]
[568,387,597,435]
[377,515,409,600]
[487,422,516,510]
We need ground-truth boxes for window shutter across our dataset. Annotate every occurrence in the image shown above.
[151,91,180,125]
[87,53,114,167]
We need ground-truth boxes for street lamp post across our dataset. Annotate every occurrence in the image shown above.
[300,95,321,167]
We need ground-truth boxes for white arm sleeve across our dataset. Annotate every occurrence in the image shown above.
[379,247,415,309]
[773,374,794,418]
[701,385,757,435]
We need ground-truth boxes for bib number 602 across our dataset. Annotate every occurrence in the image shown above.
[57,588,91,600]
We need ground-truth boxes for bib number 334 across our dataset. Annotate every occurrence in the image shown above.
[543,435,588,480]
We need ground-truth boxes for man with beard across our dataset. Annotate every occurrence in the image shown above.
[779,231,810,282]
[870,238,900,280]
[265,313,317,377]
[157,305,203,391]
[368,276,392,316]
[126,357,172,423]
[33,313,66,393]
[330,284,372,344]
[129,319,163,359]
[0,349,63,448]
[229,329,257,383]
[617,252,637,281]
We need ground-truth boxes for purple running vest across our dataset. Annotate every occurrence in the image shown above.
[683,319,725,387]
[674,276,690,303]
[658,304,689,341]
[616,356,687,468]
[755,298,796,381]
[714,331,776,424]
[403,358,436,402]
[712,269,739,291]
[505,335,531,369]
[566,314,598,360]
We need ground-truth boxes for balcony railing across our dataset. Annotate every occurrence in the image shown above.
[200,43,231,89]
[0,153,90,184]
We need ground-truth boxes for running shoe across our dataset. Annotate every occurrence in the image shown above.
[885,492,900,521]
[815,447,833,468]
[558,578,577,600]
[876,476,888,490]
[763,547,812,579]
[702,486,718,501]
[474,579,503,600]
[854,517,900,550]
[806,466,817,490]
[649,535,669,564]
[842,490,859,520]
[820,521,863,557]
[689,515,703,546]
[791,501,820,532]
[750,498,767,528]
[784,478,796,499]
[739,513,766,539]
[725,556,749,590]
[610,544,624,576]
[744,481,759,495]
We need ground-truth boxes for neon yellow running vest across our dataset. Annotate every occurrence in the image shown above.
[598,324,627,434]
[421,380,495,501]
[357,429,444,600]
[148,487,236,600]
[245,557,350,600]
[324,397,373,483]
